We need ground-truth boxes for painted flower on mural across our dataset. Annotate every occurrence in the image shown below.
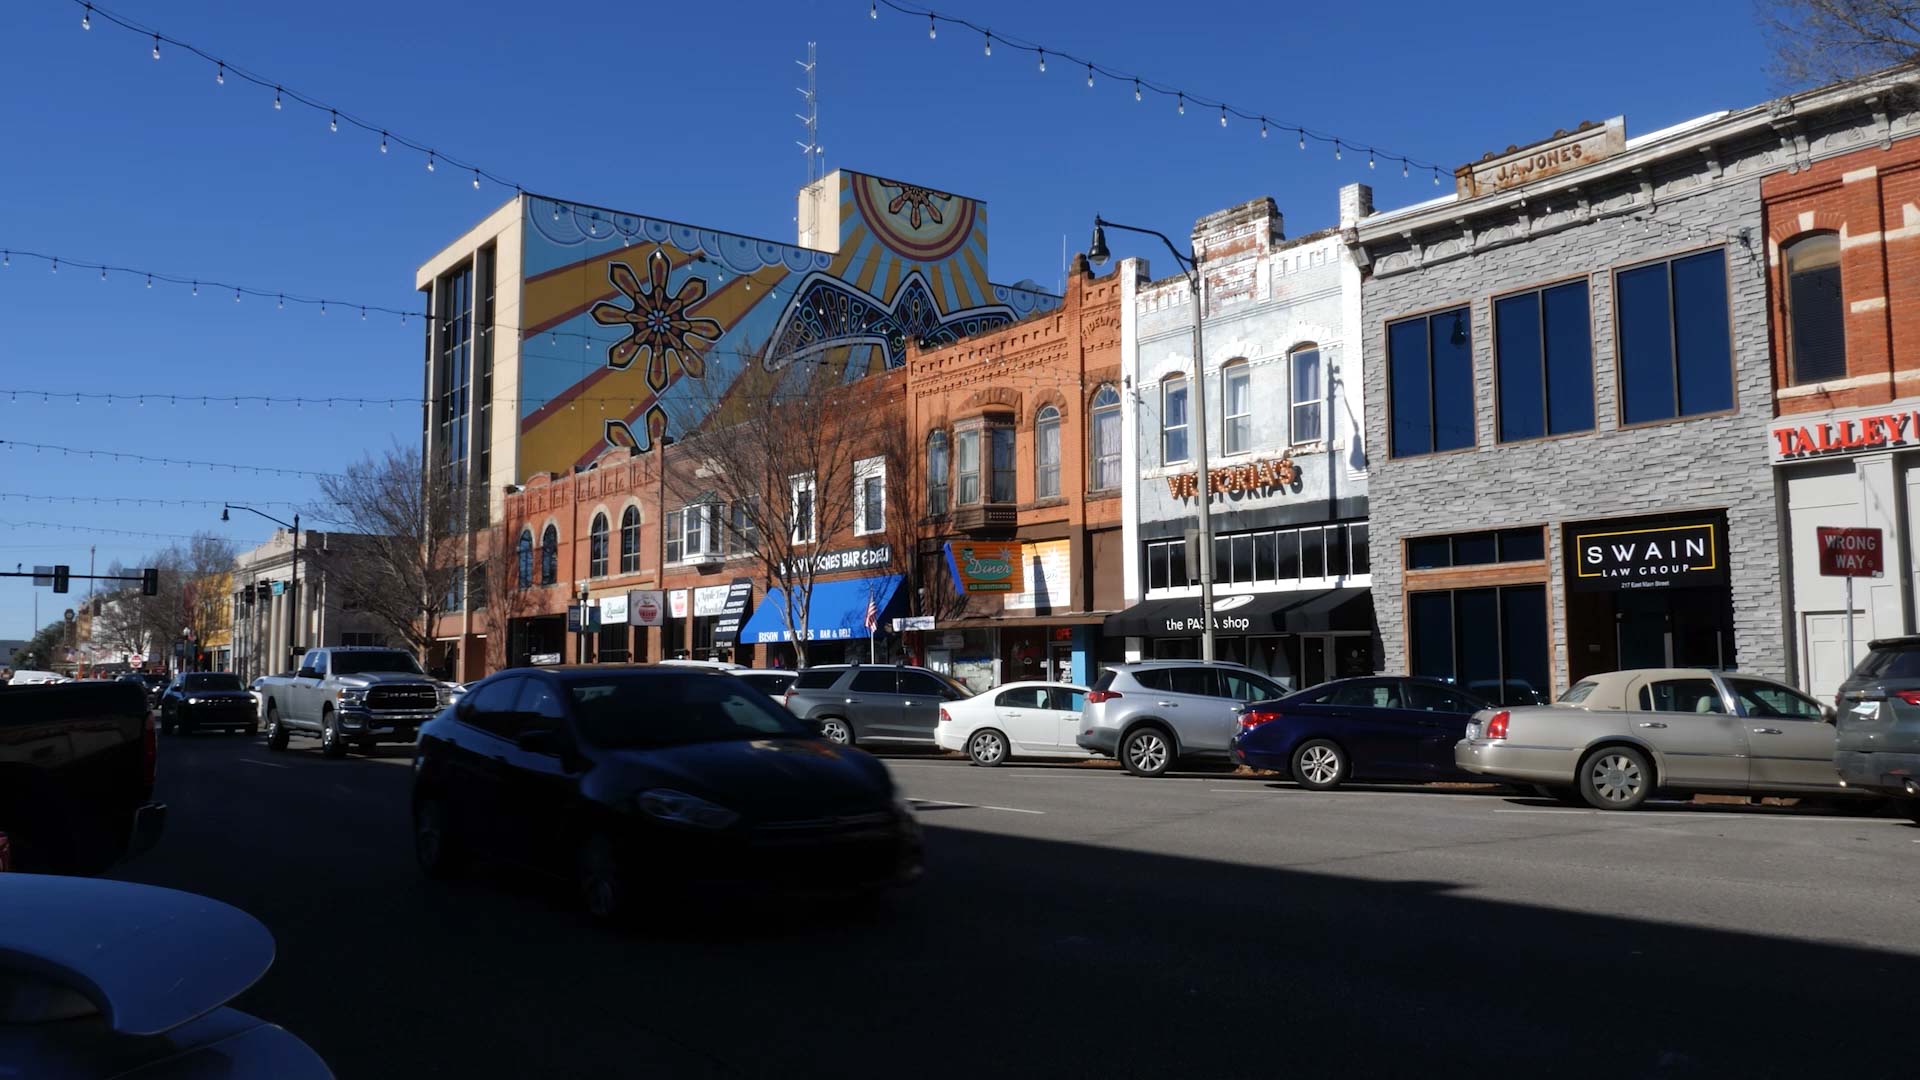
[590,250,723,392]
[881,182,949,229]
[603,406,670,455]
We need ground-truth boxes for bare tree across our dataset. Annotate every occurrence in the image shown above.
[661,346,892,667]
[876,408,969,629]
[92,534,235,670]
[472,509,539,673]
[1761,0,1920,85]
[313,443,468,662]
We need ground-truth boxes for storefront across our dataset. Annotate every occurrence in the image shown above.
[1562,511,1734,677]
[735,573,906,667]
[507,614,566,668]
[594,592,631,663]
[1104,589,1373,690]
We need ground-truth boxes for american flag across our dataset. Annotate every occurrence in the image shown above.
[864,591,879,633]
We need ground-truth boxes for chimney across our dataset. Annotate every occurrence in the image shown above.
[1190,197,1283,262]
[1338,183,1375,230]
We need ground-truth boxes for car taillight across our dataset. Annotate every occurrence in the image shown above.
[1087,690,1122,704]
[939,708,951,724]
[141,711,157,790]
[1894,691,1920,706]
[1238,706,1280,731]
[1485,710,1510,740]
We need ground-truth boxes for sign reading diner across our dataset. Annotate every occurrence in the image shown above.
[1770,408,1920,463]
[944,541,1025,595]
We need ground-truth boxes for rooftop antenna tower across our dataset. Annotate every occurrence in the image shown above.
[796,42,822,184]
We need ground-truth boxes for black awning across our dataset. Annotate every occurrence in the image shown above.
[1278,587,1374,633]
[1102,593,1295,638]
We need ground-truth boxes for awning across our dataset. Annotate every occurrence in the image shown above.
[1279,587,1374,633]
[738,574,903,644]
[1103,588,1373,638]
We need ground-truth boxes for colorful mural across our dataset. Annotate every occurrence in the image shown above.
[515,170,1060,478]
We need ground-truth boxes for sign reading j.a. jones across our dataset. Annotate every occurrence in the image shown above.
[1568,518,1725,592]
[1455,117,1625,198]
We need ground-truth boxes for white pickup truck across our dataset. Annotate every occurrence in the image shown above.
[253,646,449,758]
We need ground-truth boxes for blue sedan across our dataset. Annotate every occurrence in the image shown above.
[1230,677,1494,791]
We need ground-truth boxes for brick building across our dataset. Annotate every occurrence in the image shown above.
[901,255,1126,691]
[1762,74,1920,698]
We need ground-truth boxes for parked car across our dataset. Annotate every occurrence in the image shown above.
[732,668,798,697]
[1455,667,1872,810]
[253,647,447,758]
[1232,677,1495,790]
[935,681,1092,766]
[0,874,331,1078]
[780,664,972,747]
[1078,661,1288,777]
[410,666,921,921]
[7,670,70,687]
[1834,635,1920,820]
[0,681,164,875]
[119,671,168,709]
[159,672,260,736]
[659,658,747,671]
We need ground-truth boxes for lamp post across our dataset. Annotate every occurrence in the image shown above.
[1088,216,1220,662]
[224,505,299,673]
[655,433,675,662]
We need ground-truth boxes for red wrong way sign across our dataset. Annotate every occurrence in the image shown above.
[1816,526,1883,577]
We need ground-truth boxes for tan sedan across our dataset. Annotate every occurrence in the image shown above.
[1455,668,1866,810]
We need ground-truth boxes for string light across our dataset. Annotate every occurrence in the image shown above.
[273,87,282,110]
[426,152,435,173]
[0,492,297,509]
[1260,117,1267,139]
[1368,148,1375,169]
[1219,105,1227,128]
[1334,140,1342,161]
[150,32,158,59]
[1087,63,1094,89]
[927,13,935,38]
[215,61,222,84]
[1037,48,1045,73]
[1133,78,1140,102]
[982,31,989,56]
[1176,92,1184,116]
[870,0,877,17]
[472,169,481,190]
[329,109,338,133]
[0,440,331,478]
[81,4,90,29]
[379,131,388,153]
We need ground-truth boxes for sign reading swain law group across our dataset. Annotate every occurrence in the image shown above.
[1567,516,1727,592]
[1769,407,1920,463]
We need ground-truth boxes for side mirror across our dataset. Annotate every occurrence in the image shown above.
[516,728,561,755]
[1823,705,1838,724]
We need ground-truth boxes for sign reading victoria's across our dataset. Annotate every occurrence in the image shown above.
[1567,515,1727,592]
[944,541,1025,594]
[1816,527,1883,578]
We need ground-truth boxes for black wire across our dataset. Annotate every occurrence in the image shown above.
[0,439,334,479]
[0,492,303,509]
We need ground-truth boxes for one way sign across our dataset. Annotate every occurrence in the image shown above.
[1816,526,1883,578]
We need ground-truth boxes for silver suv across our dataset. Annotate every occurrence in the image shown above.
[781,664,972,747]
[1078,661,1287,777]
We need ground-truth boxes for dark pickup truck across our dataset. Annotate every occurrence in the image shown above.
[0,681,165,874]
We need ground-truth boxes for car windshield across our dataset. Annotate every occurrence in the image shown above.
[569,673,810,749]
[183,673,243,691]
[331,652,424,675]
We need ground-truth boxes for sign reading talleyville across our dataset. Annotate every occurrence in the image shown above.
[1568,518,1724,592]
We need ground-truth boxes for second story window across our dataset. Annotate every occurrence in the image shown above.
[729,498,761,552]
[516,528,533,589]
[1785,232,1846,386]
[1091,385,1121,491]
[1494,280,1595,442]
[1035,406,1061,498]
[1388,306,1474,458]
[927,430,950,516]
[956,428,981,506]
[1616,248,1734,425]
[682,503,718,560]
[790,473,816,544]
[539,524,558,586]
[665,509,683,564]
[619,506,640,573]
[855,457,886,535]
[990,426,1016,502]
[588,513,609,578]
[1291,346,1323,444]
[1162,376,1190,464]
[1223,362,1251,454]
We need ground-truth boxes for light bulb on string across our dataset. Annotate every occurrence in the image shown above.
[1260,117,1268,139]
[1298,131,1305,151]
[320,302,327,315]
[983,31,990,56]
[330,110,338,132]
[191,281,198,296]
[277,295,284,309]
[1037,49,1045,73]
[81,5,91,30]
[1176,93,1184,116]
[234,289,241,303]
[870,1,876,17]
[1334,140,1342,161]
[273,88,282,110]
[379,131,388,153]
[1402,160,1409,178]
[1087,64,1094,89]
[360,306,367,320]
[151,34,160,60]
[100,267,106,281]
[51,258,57,273]
[1133,79,1141,102]
[1433,169,1440,186]
[1220,106,1227,128]
[426,153,435,172]
[215,62,223,85]
[2,252,8,267]
[472,170,481,190]
[928,14,935,39]
[1368,149,1376,169]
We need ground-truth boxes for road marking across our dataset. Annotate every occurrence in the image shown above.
[238,758,291,769]
[908,798,1045,815]
[1495,808,1590,815]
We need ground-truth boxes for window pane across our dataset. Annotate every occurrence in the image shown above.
[1351,524,1370,575]
[1431,308,1475,451]
[1094,406,1121,490]
[1325,526,1349,578]
[991,427,1016,502]
[1406,535,1451,570]
[1497,527,1544,562]
[1231,535,1255,584]
[1452,532,1497,566]
[1214,536,1230,583]
[1408,592,1454,680]
[1646,678,1725,714]
[1672,250,1734,417]
[850,671,896,694]
[1787,235,1846,385]
[1291,349,1323,443]
[1168,536,1189,586]
[1254,531,1278,582]
[1498,585,1550,706]
[1388,318,1432,456]
[1037,416,1061,498]
[1453,588,1501,701]
[1148,543,1168,591]
[1617,262,1676,424]
[1167,669,1218,697]
[1274,530,1299,580]
[1164,378,1190,464]
[1301,526,1325,578]
[956,429,980,505]
[1225,366,1251,454]
[1542,280,1595,434]
[1495,292,1545,442]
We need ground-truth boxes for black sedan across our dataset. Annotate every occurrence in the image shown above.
[159,673,260,736]
[410,666,922,922]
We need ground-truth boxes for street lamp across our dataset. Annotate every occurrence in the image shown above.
[224,504,299,674]
[1089,215,1221,662]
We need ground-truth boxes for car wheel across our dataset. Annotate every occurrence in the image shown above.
[1121,726,1173,778]
[579,833,629,923]
[266,705,289,751]
[414,797,466,879]
[320,710,347,759]
[818,717,853,746]
[1291,739,1349,791]
[1579,746,1652,810]
[966,728,1008,767]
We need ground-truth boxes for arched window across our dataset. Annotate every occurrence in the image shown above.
[926,430,950,517]
[1090,384,1121,491]
[619,506,641,574]
[588,513,609,578]
[1161,376,1189,465]
[1222,360,1251,454]
[515,529,533,590]
[539,524,558,586]
[1035,406,1062,498]
[1784,232,1846,385]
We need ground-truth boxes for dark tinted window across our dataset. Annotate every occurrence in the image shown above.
[1495,280,1594,441]
[1092,669,1118,692]
[900,671,964,698]
[1785,233,1845,385]
[1617,249,1733,424]
[1406,683,1483,713]
[183,673,243,691]
[1498,528,1545,562]
[462,677,522,738]
[1301,528,1325,579]
[1221,671,1283,703]
[1645,678,1726,714]
[1407,536,1451,570]
[1166,668,1219,697]
[1727,678,1824,720]
[1861,646,1920,679]
[516,680,567,725]
[793,668,843,690]
[1327,680,1400,708]
[1051,688,1087,713]
[1389,307,1475,457]
[332,651,424,675]
[850,671,897,694]
[1351,524,1370,575]
[1131,669,1174,692]
[996,687,1050,709]
[1452,533,1497,566]
[739,673,795,695]
[569,674,806,749]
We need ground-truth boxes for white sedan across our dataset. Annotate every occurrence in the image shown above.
[934,681,1092,766]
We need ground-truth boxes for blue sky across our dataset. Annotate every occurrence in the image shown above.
[0,0,1777,639]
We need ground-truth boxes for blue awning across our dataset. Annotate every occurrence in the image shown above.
[737,574,904,644]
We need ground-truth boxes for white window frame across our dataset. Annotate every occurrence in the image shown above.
[1090,385,1121,491]
[854,456,886,536]
[1222,361,1252,456]
[680,502,718,561]
[1290,346,1324,446]
[955,428,981,507]
[1162,376,1190,465]
[790,472,817,545]
[1035,406,1061,499]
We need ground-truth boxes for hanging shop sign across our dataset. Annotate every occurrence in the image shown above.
[566,604,602,632]
[668,590,690,620]
[1567,516,1726,592]
[1816,526,1884,578]
[1769,408,1920,463]
[945,541,1025,594]
[1165,456,1299,500]
[627,590,664,627]
[694,584,732,618]
[712,578,755,646]
[598,594,629,625]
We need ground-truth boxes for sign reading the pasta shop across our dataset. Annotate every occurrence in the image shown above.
[1166,456,1299,500]
[944,541,1025,594]
[1567,516,1726,592]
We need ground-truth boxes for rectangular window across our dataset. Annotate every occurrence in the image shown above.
[1407,584,1550,705]
[1405,528,1545,570]
[1036,414,1061,498]
[1616,249,1734,425]
[730,499,760,554]
[789,474,816,544]
[664,509,683,564]
[854,456,886,536]
[474,246,495,524]
[1324,526,1348,578]
[1163,377,1190,464]
[1350,524,1369,575]
[1224,364,1252,454]
[1291,348,1323,444]
[956,428,981,506]
[1495,280,1594,442]
[1231,534,1255,585]
[1148,543,1168,591]
[1301,527,1325,579]
[1254,531,1278,582]
[681,504,716,559]
[990,427,1016,503]
[435,265,475,486]
[1388,306,1474,457]
[1274,529,1299,581]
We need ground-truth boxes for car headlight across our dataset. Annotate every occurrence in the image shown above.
[186,697,205,705]
[339,688,369,705]
[436,686,452,707]
[634,789,740,829]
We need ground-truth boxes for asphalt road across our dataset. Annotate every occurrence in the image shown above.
[118,735,1920,1079]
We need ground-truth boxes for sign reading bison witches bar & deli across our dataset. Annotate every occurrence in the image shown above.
[1567,516,1727,592]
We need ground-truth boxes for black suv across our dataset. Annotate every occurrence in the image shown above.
[1835,635,1920,820]
[780,664,972,747]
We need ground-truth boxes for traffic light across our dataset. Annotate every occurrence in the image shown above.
[141,568,160,596]
[52,565,69,594]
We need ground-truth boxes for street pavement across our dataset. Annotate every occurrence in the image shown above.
[118,735,1920,1079]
